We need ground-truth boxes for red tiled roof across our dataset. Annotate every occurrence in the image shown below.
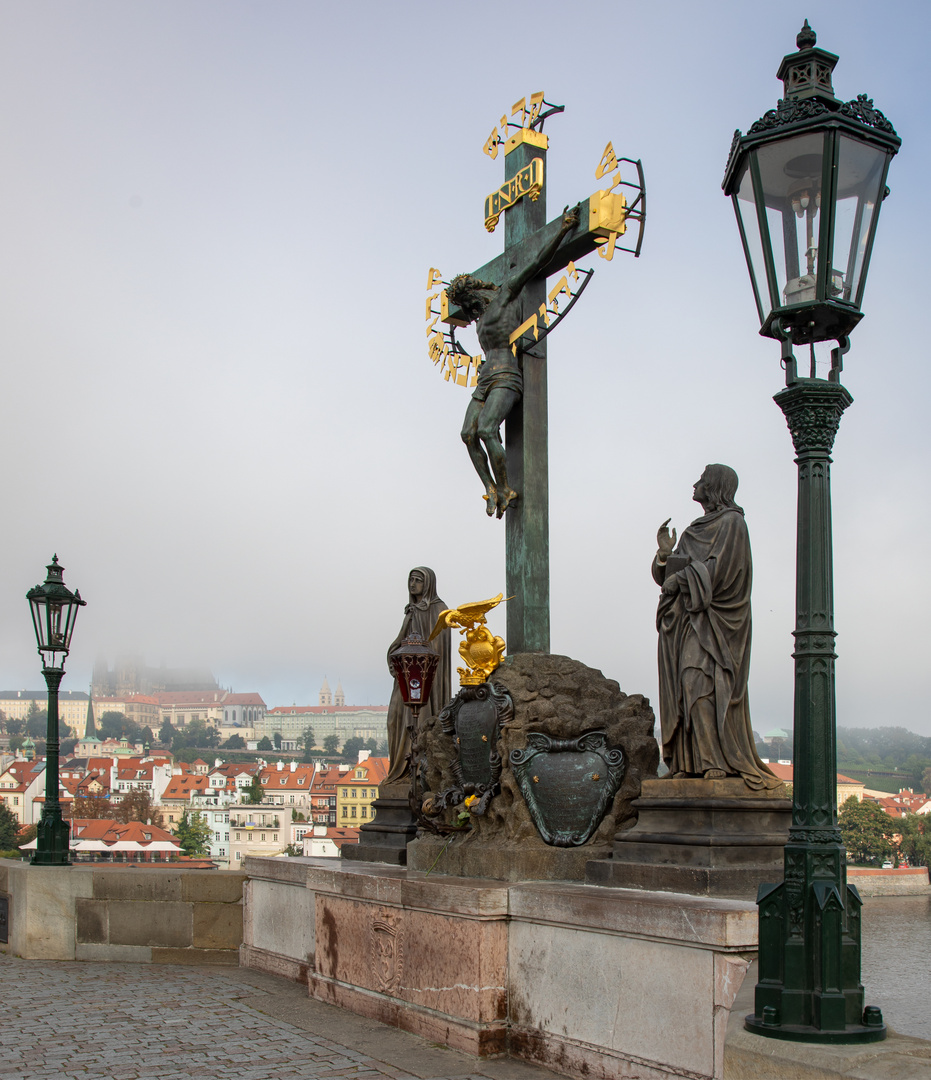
[224,693,266,706]
[162,775,209,799]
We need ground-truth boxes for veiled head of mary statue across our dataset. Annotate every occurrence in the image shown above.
[693,464,743,514]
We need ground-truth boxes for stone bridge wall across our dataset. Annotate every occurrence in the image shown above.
[0,859,245,964]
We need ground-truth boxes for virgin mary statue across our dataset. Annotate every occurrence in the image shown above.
[384,567,451,786]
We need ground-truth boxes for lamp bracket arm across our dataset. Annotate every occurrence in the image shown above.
[829,336,851,383]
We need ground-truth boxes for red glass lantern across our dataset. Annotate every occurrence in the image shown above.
[389,632,439,709]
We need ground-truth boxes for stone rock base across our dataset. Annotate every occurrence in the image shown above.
[408,834,613,882]
[342,784,416,866]
[586,777,792,900]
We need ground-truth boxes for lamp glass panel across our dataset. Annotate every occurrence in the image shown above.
[832,134,887,306]
[755,132,826,309]
[733,160,770,322]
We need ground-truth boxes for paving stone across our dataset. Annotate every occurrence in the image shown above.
[0,953,564,1080]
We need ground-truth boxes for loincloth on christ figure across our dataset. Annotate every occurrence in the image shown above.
[470,362,523,402]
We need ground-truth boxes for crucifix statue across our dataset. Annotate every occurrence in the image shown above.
[426,94,645,654]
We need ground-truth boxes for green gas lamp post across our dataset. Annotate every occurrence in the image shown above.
[27,555,86,867]
[723,23,899,1043]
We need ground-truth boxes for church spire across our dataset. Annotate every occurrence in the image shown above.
[334,681,345,708]
[319,677,332,707]
[85,686,97,739]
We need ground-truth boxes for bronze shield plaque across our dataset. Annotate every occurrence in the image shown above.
[510,731,626,846]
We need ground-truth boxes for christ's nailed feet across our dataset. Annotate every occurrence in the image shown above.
[483,486,497,517]
[496,487,518,518]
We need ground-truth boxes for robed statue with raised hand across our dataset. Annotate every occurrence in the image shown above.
[652,465,780,790]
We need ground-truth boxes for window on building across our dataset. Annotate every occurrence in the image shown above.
[219,848,225,856]
[235,852,241,860]
[361,807,367,819]
[261,833,266,841]
[351,807,356,818]
[289,795,295,803]
[215,832,220,841]
[225,832,229,841]
[342,807,347,818]
[273,833,278,842]
[236,832,241,841]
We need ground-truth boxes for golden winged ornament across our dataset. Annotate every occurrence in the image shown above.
[429,593,509,686]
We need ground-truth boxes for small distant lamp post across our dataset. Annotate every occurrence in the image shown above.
[723,24,899,1042]
[27,555,86,866]
[388,632,440,817]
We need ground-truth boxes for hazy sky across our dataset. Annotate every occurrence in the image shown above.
[1,2,928,737]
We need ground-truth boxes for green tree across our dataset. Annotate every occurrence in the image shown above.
[158,720,176,745]
[223,733,245,749]
[839,797,896,866]
[273,732,282,750]
[284,842,304,856]
[897,814,931,868]
[25,709,48,738]
[173,810,212,857]
[0,803,19,850]
[364,737,378,754]
[182,718,220,749]
[256,735,273,751]
[342,736,365,760]
[5,718,24,736]
[113,787,164,827]
[72,794,109,819]
[323,734,340,756]
[245,775,265,805]
[298,727,315,750]
[923,766,931,796]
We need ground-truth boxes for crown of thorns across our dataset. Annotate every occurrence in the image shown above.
[446,274,498,305]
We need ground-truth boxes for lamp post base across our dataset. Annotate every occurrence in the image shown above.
[744,1014,886,1044]
[31,812,71,867]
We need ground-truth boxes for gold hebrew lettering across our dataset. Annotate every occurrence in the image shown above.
[538,302,550,328]
[426,293,439,320]
[508,312,539,352]
[427,268,443,290]
[428,333,447,362]
[547,276,571,315]
[596,141,619,179]
[512,97,526,127]
[567,260,578,283]
[483,127,501,160]
[529,91,544,125]
[597,231,618,261]
[425,314,439,336]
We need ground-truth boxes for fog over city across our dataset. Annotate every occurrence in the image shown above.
[1,2,928,735]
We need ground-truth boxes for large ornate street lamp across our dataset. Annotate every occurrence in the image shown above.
[723,24,899,1043]
[27,555,86,866]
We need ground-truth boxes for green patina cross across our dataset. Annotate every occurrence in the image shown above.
[438,104,644,654]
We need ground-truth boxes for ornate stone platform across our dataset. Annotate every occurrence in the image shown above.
[586,777,792,899]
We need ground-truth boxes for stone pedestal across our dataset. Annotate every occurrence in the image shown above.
[408,834,613,882]
[586,777,792,900]
[342,782,416,866]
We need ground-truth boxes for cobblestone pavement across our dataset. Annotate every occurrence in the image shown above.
[0,954,561,1080]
